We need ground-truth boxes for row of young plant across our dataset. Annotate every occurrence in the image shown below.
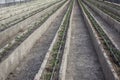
[0,2,44,21]
[78,0,120,66]
[0,0,60,30]
[0,0,57,21]
[0,0,35,10]
[97,0,120,10]
[84,0,120,22]
[40,1,73,80]
[0,8,51,49]
[0,1,64,51]
[0,1,41,19]
[0,0,44,15]
[0,0,61,32]
[0,1,66,62]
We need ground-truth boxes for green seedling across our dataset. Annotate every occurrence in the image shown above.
[80,0,120,66]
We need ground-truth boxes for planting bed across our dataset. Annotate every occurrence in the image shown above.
[96,0,120,10]
[0,0,120,80]
[64,1,104,80]
[79,0,120,80]
[0,0,67,79]
[0,1,47,21]
[0,0,61,32]
[34,0,73,80]
[0,0,56,19]
[6,1,69,80]
[0,2,50,22]
[83,0,120,33]
[83,2,120,65]
[85,0,120,22]
[0,0,64,50]
[83,0,120,65]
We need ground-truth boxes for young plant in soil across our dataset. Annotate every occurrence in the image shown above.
[0,0,62,32]
[79,0,120,66]
[0,1,66,62]
[85,0,120,22]
[41,1,73,80]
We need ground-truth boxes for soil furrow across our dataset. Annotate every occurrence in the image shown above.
[6,2,69,80]
[65,1,104,80]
